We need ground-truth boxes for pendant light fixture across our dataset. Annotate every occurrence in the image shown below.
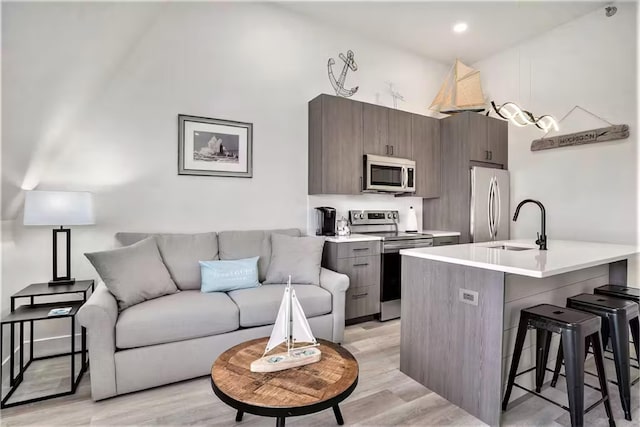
[490,101,559,133]
[488,1,559,134]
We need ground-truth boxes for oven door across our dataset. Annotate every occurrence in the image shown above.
[381,252,402,302]
[381,239,433,302]
[364,155,415,192]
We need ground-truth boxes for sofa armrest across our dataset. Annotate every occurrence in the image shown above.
[319,267,349,343]
[77,282,118,400]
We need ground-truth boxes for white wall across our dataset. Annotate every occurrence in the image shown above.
[1,2,447,344]
[474,2,639,283]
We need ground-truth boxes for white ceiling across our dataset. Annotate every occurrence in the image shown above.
[279,1,607,64]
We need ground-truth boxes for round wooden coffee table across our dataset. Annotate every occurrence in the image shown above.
[211,338,358,427]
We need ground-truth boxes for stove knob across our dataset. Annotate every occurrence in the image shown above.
[387,213,392,219]
[393,212,398,220]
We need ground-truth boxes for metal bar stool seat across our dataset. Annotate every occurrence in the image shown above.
[503,304,615,427]
[550,293,639,421]
[594,285,640,304]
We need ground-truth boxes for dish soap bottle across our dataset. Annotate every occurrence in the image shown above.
[406,206,418,232]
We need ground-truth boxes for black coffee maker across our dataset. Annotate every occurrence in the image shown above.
[315,207,336,236]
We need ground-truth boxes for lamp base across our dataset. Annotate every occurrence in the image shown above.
[49,278,76,286]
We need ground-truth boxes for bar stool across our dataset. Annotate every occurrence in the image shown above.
[550,293,639,421]
[503,304,615,427]
[594,285,640,304]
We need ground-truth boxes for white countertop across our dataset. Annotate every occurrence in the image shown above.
[422,230,461,238]
[400,239,639,278]
[323,234,383,243]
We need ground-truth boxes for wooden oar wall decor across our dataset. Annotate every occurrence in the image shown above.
[531,105,629,152]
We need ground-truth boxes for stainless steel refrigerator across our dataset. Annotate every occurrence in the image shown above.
[470,166,510,242]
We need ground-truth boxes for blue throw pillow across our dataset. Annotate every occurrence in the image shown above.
[199,256,260,292]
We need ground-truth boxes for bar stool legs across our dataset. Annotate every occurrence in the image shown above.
[503,305,615,427]
[609,314,632,421]
[562,329,586,427]
[591,333,615,427]
[502,315,529,411]
[536,329,553,393]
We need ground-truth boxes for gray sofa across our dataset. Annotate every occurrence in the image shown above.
[77,228,349,401]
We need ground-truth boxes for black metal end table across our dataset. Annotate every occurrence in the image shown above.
[0,279,94,408]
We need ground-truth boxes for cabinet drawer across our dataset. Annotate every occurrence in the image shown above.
[433,236,460,246]
[346,285,380,319]
[336,255,381,290]
[336,241,381,259]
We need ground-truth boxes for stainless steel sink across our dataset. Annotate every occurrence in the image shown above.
[487,245,536,251]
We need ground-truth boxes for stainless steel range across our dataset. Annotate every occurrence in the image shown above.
[348,210,434,321]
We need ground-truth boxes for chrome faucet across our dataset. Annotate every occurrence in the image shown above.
[513,199,547,250]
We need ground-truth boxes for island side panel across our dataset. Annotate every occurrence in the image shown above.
[400,256,505,426]
[609,259,628,285]
[501,264,609,402]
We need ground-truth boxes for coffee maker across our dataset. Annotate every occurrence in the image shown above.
[315,207,336,236]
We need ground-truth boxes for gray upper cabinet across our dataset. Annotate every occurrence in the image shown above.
[412,114,441,198]
[487,116,508,166]
[388,109,413,158]
[309,94,447,197]
[309,94,364,195]
[362,103,389,156]
[468,112,489,163]
[467,112,508,166]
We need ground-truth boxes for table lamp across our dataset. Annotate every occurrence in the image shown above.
[23,190,95,285]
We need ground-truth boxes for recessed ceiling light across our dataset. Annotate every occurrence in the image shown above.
[453,22,468,34]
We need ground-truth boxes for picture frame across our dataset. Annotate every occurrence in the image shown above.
[178,114,253,178]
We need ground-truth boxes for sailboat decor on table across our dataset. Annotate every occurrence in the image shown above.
[429,59,486,114]
[250,276,321,373]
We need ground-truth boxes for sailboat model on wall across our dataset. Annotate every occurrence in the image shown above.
[429,59,486,114]
[250,276,321,372]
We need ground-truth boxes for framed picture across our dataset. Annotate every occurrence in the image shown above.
[178,114,253,178]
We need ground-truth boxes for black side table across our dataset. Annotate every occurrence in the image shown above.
[0,280,94,408]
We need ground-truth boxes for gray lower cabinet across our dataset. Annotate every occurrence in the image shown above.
[322,241,381,321]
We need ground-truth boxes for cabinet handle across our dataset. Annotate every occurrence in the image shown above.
[385,145,389,155]
[390,145,394,155]
[352,262,369,267]
[489,151,493,160]
[485,150,489,160]
[352,292,369,299]
[352,248,370,252]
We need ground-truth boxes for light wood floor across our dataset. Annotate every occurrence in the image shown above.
[0,320,637,426]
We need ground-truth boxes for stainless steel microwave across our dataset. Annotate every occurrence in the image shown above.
[363,154,416,193]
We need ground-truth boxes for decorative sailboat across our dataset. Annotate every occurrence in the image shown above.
[250,276,321,373]
[429,59,486,114]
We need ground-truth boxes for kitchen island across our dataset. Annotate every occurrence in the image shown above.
[399,239,638,426]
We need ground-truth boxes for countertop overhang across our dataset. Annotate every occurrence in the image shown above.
[400,239,639,278]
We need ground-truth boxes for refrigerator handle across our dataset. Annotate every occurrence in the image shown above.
[494,177,502,239]
[488,177,495,239]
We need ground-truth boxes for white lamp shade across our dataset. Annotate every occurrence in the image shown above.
[23,190,95,226]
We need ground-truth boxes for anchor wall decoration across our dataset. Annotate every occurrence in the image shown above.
[327,49,359,98]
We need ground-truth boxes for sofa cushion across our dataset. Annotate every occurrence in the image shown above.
[115,232,219,290]
[228,284,332,328]
[116,290,239,349]
[218,229,301,282]
[265,234,325,285]
[85,237,178,311]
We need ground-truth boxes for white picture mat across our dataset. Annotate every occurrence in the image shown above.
[183,121,248,173]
